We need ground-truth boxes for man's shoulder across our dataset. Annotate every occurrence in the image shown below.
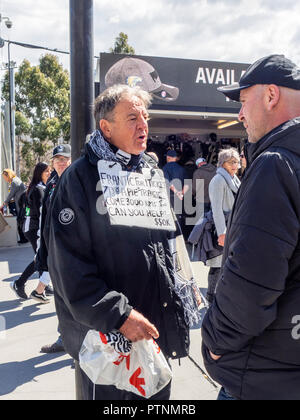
[256,146,300,177]
[62,155,93,182]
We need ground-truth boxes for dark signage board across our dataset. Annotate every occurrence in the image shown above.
[99,53,250,114]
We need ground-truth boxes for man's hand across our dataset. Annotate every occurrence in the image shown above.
[119,309,159,342]
[209,351,221,361]
[218,234,226,247]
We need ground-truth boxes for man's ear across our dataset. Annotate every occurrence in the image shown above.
[100,119,112,139]
[266,84,280,110]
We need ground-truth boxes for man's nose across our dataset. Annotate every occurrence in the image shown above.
[238,106,244,122]
[138,115,148,130]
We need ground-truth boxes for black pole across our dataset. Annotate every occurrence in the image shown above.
[69,0,95,162]
[7,42,14,171]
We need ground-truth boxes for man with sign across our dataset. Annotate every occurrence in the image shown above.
[46,85,200,400]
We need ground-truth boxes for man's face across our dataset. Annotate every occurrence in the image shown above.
[52,155,71,177]
[102,96,149,155]
[238,85,268,143]
[166,156,178,163]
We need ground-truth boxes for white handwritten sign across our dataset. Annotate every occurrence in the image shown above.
[97,161,176,231]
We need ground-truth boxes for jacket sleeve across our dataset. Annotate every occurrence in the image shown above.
[202,152,300,354]
[209,175,227,236]
[163,165,171,182]
[30,188,42,219]
[4,181,18,204]
[35,182,52,272]
[47,167,132,334]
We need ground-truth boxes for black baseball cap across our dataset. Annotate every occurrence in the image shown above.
[105,57,179,102]
[52,144,71,158]
[218,54,300,102]
[166,150,177,157]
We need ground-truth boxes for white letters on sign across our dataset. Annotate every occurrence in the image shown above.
[195,67,246,85]
[97,161,176,231]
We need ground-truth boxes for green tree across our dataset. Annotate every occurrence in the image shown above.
[109,32,135,55]
[2,54,70,181]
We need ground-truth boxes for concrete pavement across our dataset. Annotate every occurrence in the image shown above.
[0,243,219,400]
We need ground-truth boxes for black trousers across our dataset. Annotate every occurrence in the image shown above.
[74,360,171,401]
[16,230,41,288]
[206,267,221,305]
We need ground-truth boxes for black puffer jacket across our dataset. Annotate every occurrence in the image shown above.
[202,118,300,400]
[46,143,189,361]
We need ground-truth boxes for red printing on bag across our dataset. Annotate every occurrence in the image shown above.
[99,331,147,397]
[129,367,146,397]
[152,339,161,354]
[99,331,108,344]
[112,352,146,397]
[113,354,131,370]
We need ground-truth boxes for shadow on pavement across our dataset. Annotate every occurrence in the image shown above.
[0,353,72,396]
[0,245,34,276]
[0,300,56,330]
[1,274,39,283]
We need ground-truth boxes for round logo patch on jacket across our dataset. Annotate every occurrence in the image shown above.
[59,208,75,225]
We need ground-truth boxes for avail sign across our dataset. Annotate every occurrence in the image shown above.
[195,67,246,86]
[99,53,250,112]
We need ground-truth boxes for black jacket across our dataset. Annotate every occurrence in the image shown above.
[23,183,45,232]
[35,175,58,272]
[46,143,190,361]
[202,118,300,400]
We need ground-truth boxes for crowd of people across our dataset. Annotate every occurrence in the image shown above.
[2,53,300,400]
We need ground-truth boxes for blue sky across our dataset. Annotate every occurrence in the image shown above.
[1,0,300,73]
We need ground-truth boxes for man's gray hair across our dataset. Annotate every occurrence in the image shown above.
[217,148,240,168]
[94,84,152,128]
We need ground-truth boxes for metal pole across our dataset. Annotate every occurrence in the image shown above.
[10,64,16,174]
[69,0,95,162]
[7,42,15,171]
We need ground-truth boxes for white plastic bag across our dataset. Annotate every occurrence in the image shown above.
[79,330,172,399]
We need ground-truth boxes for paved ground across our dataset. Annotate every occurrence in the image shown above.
[0,243,220,400]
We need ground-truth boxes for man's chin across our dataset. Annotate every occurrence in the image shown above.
[132,144,147,155]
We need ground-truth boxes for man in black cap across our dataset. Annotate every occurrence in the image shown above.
[36,144,71,351]
[202,54,300,400]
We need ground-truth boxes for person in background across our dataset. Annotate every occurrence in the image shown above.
[202,54,300,400]
[36,144,71,353]
[238,147,247,178]
[205,148,241,305]
[10,162,52,301]
[192,157,216,220]
[1,169,27,243]
[163,150,188,232]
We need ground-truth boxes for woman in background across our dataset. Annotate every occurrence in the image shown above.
[1,168,27,243]
[10,162,52,301]
[206,148,241,305]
